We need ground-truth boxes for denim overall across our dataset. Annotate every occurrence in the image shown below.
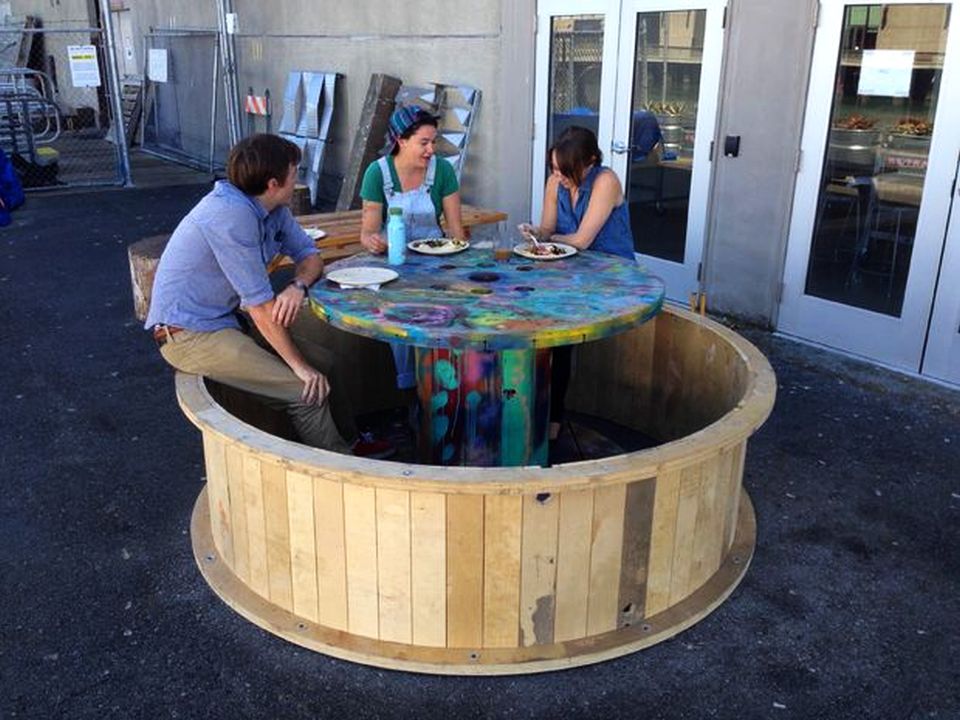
[379,155,442,388]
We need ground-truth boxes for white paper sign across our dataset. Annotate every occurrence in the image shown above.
[67,45,101,87]
[858,49,915,97]
[148,48,168,83]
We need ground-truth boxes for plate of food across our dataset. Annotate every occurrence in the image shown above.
[303,227,327,240]
[407,237,470,255]
[513,241,578,261]
[326,267,399,289]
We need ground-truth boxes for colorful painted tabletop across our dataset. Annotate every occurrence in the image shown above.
[308,249,665,351]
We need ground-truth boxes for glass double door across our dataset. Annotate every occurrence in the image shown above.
[532,0,726,300]
[780,1,960,383]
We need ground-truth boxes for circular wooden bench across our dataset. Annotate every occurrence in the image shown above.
[179,304,775,674]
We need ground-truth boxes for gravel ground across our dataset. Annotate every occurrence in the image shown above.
[1,185,958,720]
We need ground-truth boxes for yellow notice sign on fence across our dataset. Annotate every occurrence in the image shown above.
[67,45,101,88]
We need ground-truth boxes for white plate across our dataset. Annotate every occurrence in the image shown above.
[326,267,399,288]
[303,227,327,240]
[513,242,578,261]
[407,237,470,255]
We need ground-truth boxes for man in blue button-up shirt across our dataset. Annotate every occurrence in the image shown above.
[146,134,366,454]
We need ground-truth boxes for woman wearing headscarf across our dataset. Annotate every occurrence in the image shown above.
[359,105,466,391]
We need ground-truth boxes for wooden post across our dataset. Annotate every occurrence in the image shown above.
[290,184,312,216]
[336,74,402,211]
[127,234,170,321]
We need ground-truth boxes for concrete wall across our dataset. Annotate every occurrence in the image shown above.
[117,0,536,224]
[701,0,816,326]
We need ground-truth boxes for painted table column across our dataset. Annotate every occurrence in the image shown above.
[416,346,551,466]
[309,248,665,467]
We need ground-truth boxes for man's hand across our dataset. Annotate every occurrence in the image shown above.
[294,365,330,406]
[360,232,387,254]
[271,284,306,327]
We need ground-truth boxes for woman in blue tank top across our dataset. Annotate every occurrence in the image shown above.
[521,126,636,443]
[522,126,635,261]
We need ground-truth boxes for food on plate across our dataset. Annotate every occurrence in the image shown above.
[526,242,568,256]
[411,238,467,250]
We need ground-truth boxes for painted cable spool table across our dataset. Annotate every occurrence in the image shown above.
[310,248,665,466]
[179,248,776,674]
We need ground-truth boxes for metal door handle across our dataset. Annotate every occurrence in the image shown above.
[611,140,630,154]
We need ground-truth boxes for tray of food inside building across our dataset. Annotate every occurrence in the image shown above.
[879,118,932,177]
[828,114,883,173]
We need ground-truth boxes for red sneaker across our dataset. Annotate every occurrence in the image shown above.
[351,432,396,460]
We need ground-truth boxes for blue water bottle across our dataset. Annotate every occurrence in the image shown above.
[387,207,406,266]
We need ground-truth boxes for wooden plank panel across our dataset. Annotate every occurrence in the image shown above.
[376,488,412,644]
[645,470,682,617]
[587,484,628,636]
[314,478,348,631]
[446,494,484,648]
[286,470,319,623]
[224,444,248,582]
[519,493,560,647]
[669,466,703,604]
[725,443,747,551]
[411,492,446,647]
[343,484,379,639]
[482,495,523,648]
[615,478,656,628]
[554,489,594,642]
[202,433,233,567]
[691,452,723,590]
[261,462,293,612]
[242,455,269,598]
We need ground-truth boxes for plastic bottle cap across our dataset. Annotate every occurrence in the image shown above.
[388,207,403,216]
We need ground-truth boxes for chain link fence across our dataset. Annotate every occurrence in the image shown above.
[140,29,230,172]
[1,23,125,189]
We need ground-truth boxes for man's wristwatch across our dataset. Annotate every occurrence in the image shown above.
[291,279,310,295]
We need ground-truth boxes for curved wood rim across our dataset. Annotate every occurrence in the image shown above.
[191,486,757,675]
[175,305,776,493]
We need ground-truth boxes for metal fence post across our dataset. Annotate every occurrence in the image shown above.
[215,0,243,146]
[99,0,133,186]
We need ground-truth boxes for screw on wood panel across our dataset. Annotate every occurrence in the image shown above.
[402,470,413,476]
[641,624,652,633]
[468,652,480,661]
[732,555,742,565]
[205,554,215,563]
[297,623,307,631]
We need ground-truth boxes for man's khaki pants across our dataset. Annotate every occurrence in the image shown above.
[159,311,356,453]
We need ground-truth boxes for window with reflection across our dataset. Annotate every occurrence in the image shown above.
[805,4,948,317]
[625,10,706,262]
[546,14,605,174]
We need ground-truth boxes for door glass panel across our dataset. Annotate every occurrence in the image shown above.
[546,15,604,178]
[625,10,706,262]
[805,3,949,316]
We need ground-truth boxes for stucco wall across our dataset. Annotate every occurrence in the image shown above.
[702,0,816,326]
[118,1,535,224]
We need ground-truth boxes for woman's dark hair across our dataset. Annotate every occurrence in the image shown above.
[227,134,301,195]
[390,112,439,156]
[549,126,603,185]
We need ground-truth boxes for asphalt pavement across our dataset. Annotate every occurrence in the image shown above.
[1,184,958,719]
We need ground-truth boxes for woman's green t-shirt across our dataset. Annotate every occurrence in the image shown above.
[359,156,460,223]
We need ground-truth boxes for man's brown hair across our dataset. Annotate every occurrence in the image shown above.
[226,134,301,195]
